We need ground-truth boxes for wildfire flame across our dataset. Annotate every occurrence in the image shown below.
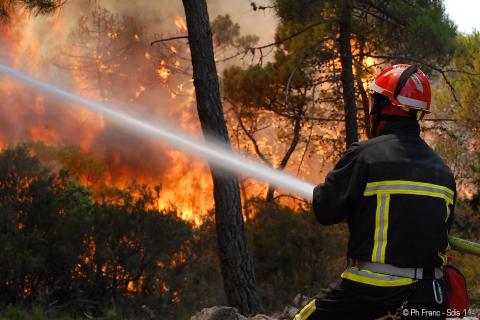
[0,4,328,227]
[156,66,171,82]
[134,85,145,97]
[0,6,215,225]
[174,16,187,33]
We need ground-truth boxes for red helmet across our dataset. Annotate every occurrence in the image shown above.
[368,64,431,113]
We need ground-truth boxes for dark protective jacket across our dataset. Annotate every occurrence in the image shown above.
[313,119,456,286]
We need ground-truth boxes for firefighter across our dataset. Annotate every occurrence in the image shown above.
[295,65,456,320]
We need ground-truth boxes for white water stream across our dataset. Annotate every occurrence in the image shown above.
[0,64,315,199]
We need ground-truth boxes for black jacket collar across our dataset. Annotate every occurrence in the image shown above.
[379,119,420,136]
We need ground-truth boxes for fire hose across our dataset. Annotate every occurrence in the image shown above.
[449,236,480,257]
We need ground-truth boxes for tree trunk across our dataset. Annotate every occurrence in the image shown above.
[338,0,358,148]
[355,38,372,139]
[181,0,262,315]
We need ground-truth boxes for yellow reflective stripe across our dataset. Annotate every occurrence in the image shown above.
[341,267,416,287]
[445,200,452,222]
[416,111,422,120]
[294,299,316,320]
[365,189,452,202]
[364,181,454,203]
[380,195,390,263]
[438,252,447,266]
[438,243,451,266]
[365,180,454,270]
[372,194,382,262]
[372,194,390,263]
[365,180,454,196]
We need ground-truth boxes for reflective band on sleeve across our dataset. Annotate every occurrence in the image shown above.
[372,194,390,263]
[341,267,415,287]
[294,299,316,320]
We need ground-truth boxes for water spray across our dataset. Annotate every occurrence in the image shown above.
[0,64,314,198]
[0,63,478,257]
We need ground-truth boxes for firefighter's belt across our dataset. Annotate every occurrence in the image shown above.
[353,260,443,280]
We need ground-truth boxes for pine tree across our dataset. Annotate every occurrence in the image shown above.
[0,0,62,18]
[181,0,263,315]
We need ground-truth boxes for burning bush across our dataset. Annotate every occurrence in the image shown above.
[0,145,193,317]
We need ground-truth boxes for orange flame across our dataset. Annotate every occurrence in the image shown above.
[156,66,171,82]
[174,16,187,33]
[0,4,322,227]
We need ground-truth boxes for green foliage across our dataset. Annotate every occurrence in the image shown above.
[223,0,458,185]
[211,14,259,51]
[0,0,61,19]
[28,142,107,187]
[366,0,457,63]
[449,202,480,304]
[173,221,225,316]
[0,145,193,318]
[224,65,284,108]
[211,14,240,47]
[104,307,121,320]
[449,33,480,121]
[247,203,347,311]
[4,141,477,316]
[0,145,89,306]
[174,203,349,314]
[272,0,458,66]
[75,183,192,313]
[0,306,46,320]
[429,33,480,307]
[433,33,480,202]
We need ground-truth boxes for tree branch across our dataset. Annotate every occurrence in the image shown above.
[296,88,316,176]
[226,98,272,166]
[279,111,303,170]
[151,35,188,46]
[355,0,407,28]
[256,22,326,51]
[285,35,332,108]
[236,114,273,167]
[425,118,457,122]
[250,2,276,11]
[218,22,330,63]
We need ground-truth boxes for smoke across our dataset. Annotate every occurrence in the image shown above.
[0,0,278,217]
[0,63,315,198]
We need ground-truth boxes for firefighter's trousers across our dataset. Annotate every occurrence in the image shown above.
[293,278,448,320]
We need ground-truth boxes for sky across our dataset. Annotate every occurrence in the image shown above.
[444,0,480,33]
